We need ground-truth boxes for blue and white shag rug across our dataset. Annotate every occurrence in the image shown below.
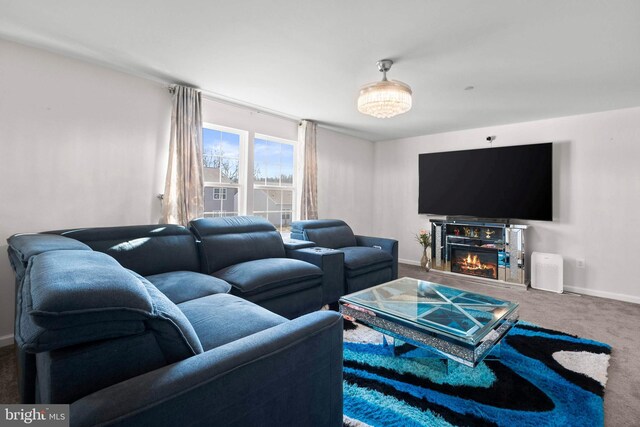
[343,321,611,427]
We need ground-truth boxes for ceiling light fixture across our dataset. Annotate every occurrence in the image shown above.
[357,59,412,119]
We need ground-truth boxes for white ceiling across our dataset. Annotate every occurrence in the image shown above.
[2,0,640,141]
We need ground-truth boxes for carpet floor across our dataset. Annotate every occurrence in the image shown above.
[0,345,18,404]
[342,321,611,426]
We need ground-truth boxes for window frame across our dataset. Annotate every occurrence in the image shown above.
[202,123,248,218]
[212,188,227,201]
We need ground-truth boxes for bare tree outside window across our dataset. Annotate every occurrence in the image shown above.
[203,146,239,183]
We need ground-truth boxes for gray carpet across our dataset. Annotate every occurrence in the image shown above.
[0,344,18,404]
[0,263,638,426]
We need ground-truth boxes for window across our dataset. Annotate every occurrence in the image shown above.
[201,125,297,233]
[202,125,246,218]
[212,188,227,200]
[253,136,296,234]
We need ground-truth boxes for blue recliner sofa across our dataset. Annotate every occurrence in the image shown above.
[190,216,343,319]
[291,219,398,295]
[7,218,343,426]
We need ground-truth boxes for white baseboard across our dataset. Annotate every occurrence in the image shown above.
[563,285,640,305]
[0,334,14,348]
[400,260,639,304]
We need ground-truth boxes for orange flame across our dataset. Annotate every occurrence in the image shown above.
[464,253,482,269]
[461,253,494,272]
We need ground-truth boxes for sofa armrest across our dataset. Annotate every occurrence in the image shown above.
[282,238,316,251]
[287,248,345,304]
[71,310,343,427]
[355,235,399,279]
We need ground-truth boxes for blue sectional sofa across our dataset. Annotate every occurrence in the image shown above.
[291,219,399,295]
[7,217,343,426]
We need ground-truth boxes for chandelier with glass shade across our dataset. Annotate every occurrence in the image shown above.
[357,59,412,118]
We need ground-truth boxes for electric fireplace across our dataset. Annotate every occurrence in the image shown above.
[430,219,529,286]
[450,244,499,280]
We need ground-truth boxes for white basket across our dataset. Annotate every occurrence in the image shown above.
[531,252,563,293]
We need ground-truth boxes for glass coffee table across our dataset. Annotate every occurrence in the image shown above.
[339,277,519,368]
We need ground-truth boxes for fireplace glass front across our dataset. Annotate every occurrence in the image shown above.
[450,245,499,280]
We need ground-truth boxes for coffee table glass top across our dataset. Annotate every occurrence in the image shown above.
[340,277,519,344]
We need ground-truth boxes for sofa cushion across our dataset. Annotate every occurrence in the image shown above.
[26,251,153,329]
[16,250,203,361]
[291,220,357,249]
[178,294,286,351]
[16,317,145,354]
[190,217,286,273]
[213,258,323,296]
[138,274,203,362]
[45,224,200,276]
[146,271,231,304]
[341,246,394,273]
[16,251,150,352]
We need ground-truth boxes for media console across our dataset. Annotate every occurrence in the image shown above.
[429,218,529,286]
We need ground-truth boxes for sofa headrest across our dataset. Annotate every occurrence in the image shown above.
[44,224,200,276]
[189,217,285,274]
[190,216,277,237]
[7,233,92,263]
[290,219,356,249]
[16,250,203,360]
[291,219,348,232]
[46,224,192,242]
[7,234,92,282]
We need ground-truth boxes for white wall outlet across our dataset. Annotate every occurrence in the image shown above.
[576,258,586,269]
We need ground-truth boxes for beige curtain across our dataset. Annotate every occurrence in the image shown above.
[298,120,318,220]
[161,86,204,225]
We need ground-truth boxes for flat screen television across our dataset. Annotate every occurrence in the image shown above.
[418,143,553,221]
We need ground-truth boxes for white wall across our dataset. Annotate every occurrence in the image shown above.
[317,128,374,235]
[0,39,172,343]
[373,107,640,303]
[202,99,298,141]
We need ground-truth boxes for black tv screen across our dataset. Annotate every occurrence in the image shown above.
[418,143,553,221]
